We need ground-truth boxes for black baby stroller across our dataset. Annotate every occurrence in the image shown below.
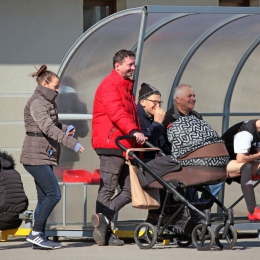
[115,135,237,251]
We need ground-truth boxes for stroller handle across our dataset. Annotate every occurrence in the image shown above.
[115,135,136,152]
[115,135,166,156]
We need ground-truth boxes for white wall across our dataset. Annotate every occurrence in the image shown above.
[0,0,83,93]
[0,0,83,214]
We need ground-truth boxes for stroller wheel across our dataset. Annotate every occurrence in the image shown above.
[134,222,157,249]
[175,235,192,247]
[191,224,215,251]
[215,223,237,250]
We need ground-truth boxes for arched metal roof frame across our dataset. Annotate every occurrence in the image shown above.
[167,14,251,109]
[141,7,260,135]
[146,5,260,14]
[56,5,260,213]
[130,13,193,52]
[130,13,194,94]
[57,5,260,130]
[57,6,145,78]
[57,6,146,121]
[222,35,260,133]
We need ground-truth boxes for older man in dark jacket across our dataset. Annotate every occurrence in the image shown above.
[162,84,202,150]
[162,84,223,202]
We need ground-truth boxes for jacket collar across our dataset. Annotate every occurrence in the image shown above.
[137,103,153,122]
[171,105,193,120]
[35,85,58,103]
[170,105,181,120]
[110,69,134,94]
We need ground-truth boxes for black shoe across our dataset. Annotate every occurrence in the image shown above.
[91,213,108,246]
[106,226,124,246]
[108,233,124,246]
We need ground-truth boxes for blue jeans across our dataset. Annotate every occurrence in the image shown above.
[187,183,224,203]
[199,183,224,202]
[24,165,61,233]
[186,187,198,201]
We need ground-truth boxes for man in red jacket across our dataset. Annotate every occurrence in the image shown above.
[91,50,147,246]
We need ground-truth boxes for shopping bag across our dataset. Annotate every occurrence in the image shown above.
[127,160,160,210]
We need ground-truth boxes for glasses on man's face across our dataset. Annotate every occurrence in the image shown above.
[145,99,164,106]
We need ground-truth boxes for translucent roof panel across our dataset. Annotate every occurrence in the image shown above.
[145,12,182,31]
[137,13,232,111]
[57,6,260,172]
[58,11,142,113]
[56,9,143,174]
[180,14,260,114]
[231,43,260,113]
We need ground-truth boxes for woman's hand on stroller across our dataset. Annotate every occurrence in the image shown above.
[133,132,148,144]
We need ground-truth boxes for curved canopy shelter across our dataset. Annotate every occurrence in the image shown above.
[57,5,260,173]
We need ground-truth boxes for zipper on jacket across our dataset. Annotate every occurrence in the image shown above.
[107,127,116,143]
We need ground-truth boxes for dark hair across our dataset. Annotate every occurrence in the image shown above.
[31,65,58,85]
[113,49,136,68]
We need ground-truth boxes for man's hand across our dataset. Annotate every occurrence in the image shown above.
[154,106,166,124]
[133,132,148,145]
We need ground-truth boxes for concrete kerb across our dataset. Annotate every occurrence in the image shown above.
[1,235,260,260]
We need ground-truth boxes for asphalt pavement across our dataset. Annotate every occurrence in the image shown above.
[0,234,260,260]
